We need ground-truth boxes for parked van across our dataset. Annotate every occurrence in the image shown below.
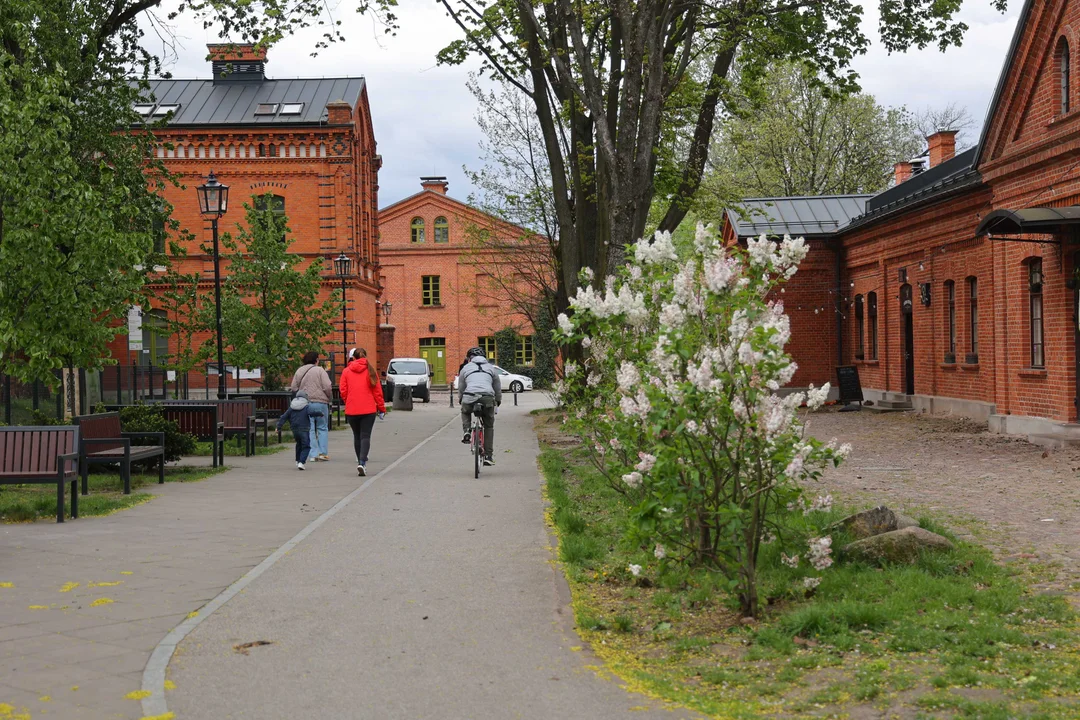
[384,357,433,403]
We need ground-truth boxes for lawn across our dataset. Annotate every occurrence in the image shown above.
[0,465,227,523]
[535,411,1080,719]
[191,436,289,457]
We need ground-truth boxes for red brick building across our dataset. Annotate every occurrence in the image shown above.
[112,44,381,379]
[724,0,1080,440]
[377,177,541,384]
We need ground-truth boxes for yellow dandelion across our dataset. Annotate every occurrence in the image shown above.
[59,582,79,592]
[125,690,152,701]
[90,598,114,607]
[163,680,176,691]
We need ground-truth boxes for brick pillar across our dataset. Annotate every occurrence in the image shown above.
[377,324,396,375]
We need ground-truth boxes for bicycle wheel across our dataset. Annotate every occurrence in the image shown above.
[473,419,481,478]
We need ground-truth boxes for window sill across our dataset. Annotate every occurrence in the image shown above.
[1018,367,1047,378]
[856,359,880,366]
[960,363,980,371]
[940,362,957,370]
[418,304,444,309]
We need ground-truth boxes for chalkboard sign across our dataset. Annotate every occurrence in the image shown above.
[835,365,863,404]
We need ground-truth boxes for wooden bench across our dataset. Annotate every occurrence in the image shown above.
[163,399,257,455]
[105,404,225,468]
[230,392,293,444]
[73,413,165,495]
[0,426,80,523]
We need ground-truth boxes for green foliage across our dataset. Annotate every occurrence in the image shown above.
[217,197,338,390]
[493,328,517,371]
[28,409,63,426]
[114,404,196,462]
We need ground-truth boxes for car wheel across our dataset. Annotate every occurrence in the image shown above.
[423,390,430,403]
[510,381,524,393]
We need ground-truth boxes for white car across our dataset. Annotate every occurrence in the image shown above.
[453,365,534,394]
[385,357,433,403]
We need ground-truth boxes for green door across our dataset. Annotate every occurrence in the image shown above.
[419,338,446,384]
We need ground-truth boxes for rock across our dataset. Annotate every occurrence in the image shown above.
[831,506,898,539]
[894,513,920,530]
[842,527,955,565]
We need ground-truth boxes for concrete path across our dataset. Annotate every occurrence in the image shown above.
[166,393,695,719]
[0,406,450,719]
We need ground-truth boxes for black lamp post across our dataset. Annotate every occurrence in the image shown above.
[334,253,352,366]
[197,171,230,399]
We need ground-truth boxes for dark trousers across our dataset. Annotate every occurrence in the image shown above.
[347,413,377,464]
[294,433,311,464]
[461,395,496,457]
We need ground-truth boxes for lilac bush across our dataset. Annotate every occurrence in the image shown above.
[554,224,849,616]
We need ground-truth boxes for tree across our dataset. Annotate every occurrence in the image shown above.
[698,63,922,207]
[435,0,996,332]
[914,102,978,151]
[217,196,339,390]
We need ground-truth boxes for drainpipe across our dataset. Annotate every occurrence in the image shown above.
[834,238,844,366]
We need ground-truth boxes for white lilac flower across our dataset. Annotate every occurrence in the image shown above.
[784,454,805,478]
[781,553,800,568]
[634,230,679,265]
[593,395,603,408]
[628,563,642,577]
[838,443,853,460]
[747,234,777,268]
[803,576,821,590]
[575,408,586,420]
[776,235,808,278]
[564,361,579,377]
[804,494,833,514]
[581,267,595,282]
[619,395,638,419]
[635,453,657,473]
[807,536,833,571]
[633,389,652,419]
[703,255,739,294]
[582,336,593,349]
[661,507,674,516]
[609,437,622,450]
[622,471,642,488]
[731,397,750,423]
[685,419,700,434]
[654,544,667,560]
[693,222,717,254]
[776,361,797,387]
[672,264,696,305]
[762,532,777,545]
[686,355,714,391]
[629,265,643,281]
[659,301,687,330]
[616,362,640,394]
[557,313,574,334]
[587,372,602,387]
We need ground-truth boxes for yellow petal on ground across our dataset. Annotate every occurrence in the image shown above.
[38,696,50,702]
[88,581,123,588]
[163,681,176,691]
[0,582,14,588]
[138,713,175,720]
[28,605,49,610]
[124,690,151,701]
[59,582,79,592]
[70,687,78,692]
[90,598,114,607]
[570,646,583,652]
[120,571,134,575]
[186,611,198,619]
[0,703,32,720]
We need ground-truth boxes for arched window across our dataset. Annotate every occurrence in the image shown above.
[854,295,865,360]
[1028,259,1045,367]
[1059,37,1072,115]
[411,217,425,243]
[434,216,449,243]
[254,194,286,242]
[944,280,956,362]
[867,292,878,361]
[967,276,979,362]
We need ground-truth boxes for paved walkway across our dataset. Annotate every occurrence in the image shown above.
[2,395,695,719]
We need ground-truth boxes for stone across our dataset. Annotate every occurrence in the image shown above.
[842,527,955,565]
[830,505,898,539]
[894,513,920,530]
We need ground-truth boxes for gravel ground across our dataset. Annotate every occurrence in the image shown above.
[805,408,1080,606]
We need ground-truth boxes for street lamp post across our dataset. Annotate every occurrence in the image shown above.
[334,253,352,368]
[197,171,230,399]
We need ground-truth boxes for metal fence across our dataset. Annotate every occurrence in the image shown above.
[2,358,347,425]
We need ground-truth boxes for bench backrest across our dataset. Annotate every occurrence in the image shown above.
[160,399,254,429]
[231,392,292,417]
[73,413,123,452]
[0,426,79,474]
[160,405,220,439]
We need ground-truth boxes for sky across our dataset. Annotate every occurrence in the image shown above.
[143,0,1023,207]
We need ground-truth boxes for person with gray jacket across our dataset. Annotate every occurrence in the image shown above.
[290,352,334,462]
[458,347,501,465]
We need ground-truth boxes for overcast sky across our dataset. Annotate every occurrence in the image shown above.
[145,0,1021,207]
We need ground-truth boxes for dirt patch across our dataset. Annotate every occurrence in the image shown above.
[805,410,1080,607]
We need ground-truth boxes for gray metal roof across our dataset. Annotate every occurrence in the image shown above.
[137,77,366,126]
[726,195,872,238]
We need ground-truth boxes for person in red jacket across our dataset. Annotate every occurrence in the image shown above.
[340,347,386,477]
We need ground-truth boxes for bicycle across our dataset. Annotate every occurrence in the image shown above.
[470,404,485,478]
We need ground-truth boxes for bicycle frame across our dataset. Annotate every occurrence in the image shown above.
[471,407,485,478]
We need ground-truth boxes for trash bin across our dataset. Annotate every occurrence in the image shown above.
[392,383,413,411]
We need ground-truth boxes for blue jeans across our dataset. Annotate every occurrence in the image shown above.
[294,433,311,465]
[307,403,329,461]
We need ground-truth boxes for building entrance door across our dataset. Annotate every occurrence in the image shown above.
[419,338,446,385]
[900,283,915,395]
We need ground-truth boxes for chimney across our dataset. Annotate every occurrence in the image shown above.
[208,43,267,83]
[927,130,958,168]
[421,176,449,194]
[894,161,913,185]
[326,100,353,124]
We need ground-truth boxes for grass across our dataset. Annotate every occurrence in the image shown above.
[191,436,288,456]
[0,465,227,522]
[534,411,1080,719]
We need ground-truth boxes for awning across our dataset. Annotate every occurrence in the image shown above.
[976,206,1080,236]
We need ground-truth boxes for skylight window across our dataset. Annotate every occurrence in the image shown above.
[254,103,279,115]
[153,104,180,116]
[134,104,155,116]
[280,103,304,115]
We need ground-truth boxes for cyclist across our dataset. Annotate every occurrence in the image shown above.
[458,346,501,466]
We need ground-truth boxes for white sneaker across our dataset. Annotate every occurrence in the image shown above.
[357,464,366,477]
[297,462,305,471]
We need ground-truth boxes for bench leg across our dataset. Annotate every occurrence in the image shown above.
[122,460,131,495]
[263,422,268,447]
[57,476,65,523]
[212,439,218,468]
[70,478,78,519]
[81,459,89,496]
[159,455,165,484]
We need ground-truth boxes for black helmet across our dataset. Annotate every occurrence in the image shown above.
[466,346,486,360]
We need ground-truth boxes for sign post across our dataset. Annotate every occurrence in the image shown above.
[835,365,864,412]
